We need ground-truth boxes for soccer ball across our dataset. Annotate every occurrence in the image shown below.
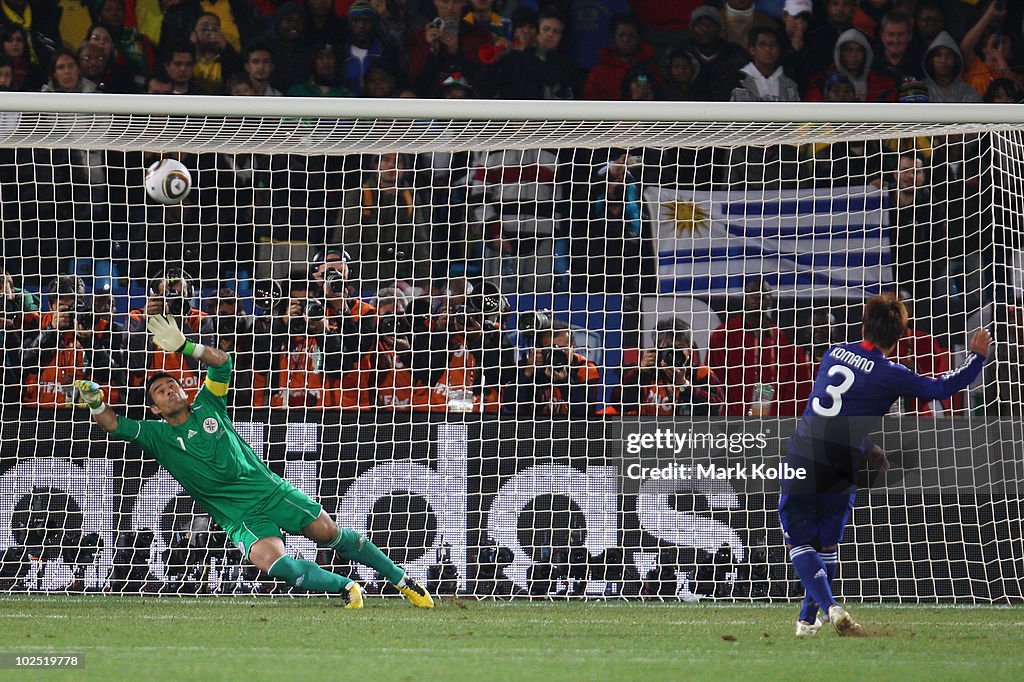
[145,158,192,205]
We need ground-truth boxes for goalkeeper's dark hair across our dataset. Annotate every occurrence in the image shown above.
[862,294,907,349]
[145,372,183,405]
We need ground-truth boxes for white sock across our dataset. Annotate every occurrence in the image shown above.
[396,573,408,588]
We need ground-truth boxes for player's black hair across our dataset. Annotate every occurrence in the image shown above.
[145,372,183,405]
[862,294,908,349]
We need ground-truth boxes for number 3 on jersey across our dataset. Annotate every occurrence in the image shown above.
[811,365,856,416]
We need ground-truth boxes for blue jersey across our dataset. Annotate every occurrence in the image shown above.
[784,341,986,494]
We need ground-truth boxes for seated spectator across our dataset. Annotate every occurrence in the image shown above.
[84,25,133,89]
[77,41,135,94]
[1,25,43,91]
[145,75,173,94]
[476,7,576,100]
[720,0,778,51]
[509,7,538,52]
[730,26,800,101]
[0,266,39,404]
[190,12,242,95]
[621,65,657,100]
[806,29,896,102]
[287,42,356,97]
[458,0,511,82]
[440,70,473,97]
[161,41,199,94]
[707,277,813,416]
[361,63,399,97]
[960,1,1024,97]
[583,14,657,101]
[126,269,215,404]
[158,0,255,55]
[306,0,346,45]
[680,6,750,101]
[338,0,401,95]
[617,317,724,416]
[0,0,57,68]
[873,9,924,84]
[804,0,856,71]
[914,1,947,51]
[408,0,472,97]
[242,42,281,96]
[886,152,946,303]
[984,77,1023,103]
[503,317,600,419]
[268,1,315,93]
[41,49,97,93]
[923,32,981,103]
[95,0,156,89]
[779,0,813,94]
[658,47,701,101]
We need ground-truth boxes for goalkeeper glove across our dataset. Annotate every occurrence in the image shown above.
[73,379,106,414]
[147,313,203,358]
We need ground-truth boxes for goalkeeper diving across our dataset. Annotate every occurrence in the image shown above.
[76,312,433,608]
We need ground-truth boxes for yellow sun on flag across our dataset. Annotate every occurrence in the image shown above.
[663,200,709,237]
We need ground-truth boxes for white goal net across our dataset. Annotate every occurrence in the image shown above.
[0,96,1022,602]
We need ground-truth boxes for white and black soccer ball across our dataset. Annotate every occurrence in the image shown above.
[145,158,192,205]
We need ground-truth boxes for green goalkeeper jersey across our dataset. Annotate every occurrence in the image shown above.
[111,355,288,526]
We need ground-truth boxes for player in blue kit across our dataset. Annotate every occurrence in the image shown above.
[780,294,991,636]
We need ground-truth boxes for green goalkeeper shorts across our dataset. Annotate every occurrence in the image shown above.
[223,485,324,560]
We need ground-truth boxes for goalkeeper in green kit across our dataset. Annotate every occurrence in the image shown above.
[75,313,434,609]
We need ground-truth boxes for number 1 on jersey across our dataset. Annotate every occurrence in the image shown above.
[811,364,856,416]
[176,436,186,450]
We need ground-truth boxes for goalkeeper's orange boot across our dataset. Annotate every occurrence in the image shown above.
[397,577,435,608]
[344,582,364,609]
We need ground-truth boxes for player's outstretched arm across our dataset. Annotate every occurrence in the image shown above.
[902,328,991,400]
[147,313,229,367]
[73,380,118,433]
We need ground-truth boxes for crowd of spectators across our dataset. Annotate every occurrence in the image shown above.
[0,0,1017,103]
[0,0,1014,418]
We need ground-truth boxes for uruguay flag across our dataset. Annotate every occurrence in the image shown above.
[647,186,892,298]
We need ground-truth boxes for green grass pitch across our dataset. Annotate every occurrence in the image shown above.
[1,596,1023,680]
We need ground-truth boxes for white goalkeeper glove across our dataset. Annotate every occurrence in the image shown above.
[147,313,191,353]
[73,379,106,414]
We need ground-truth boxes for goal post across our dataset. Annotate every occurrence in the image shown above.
[0,95,1022,602]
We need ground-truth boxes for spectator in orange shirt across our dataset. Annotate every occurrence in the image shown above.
[960,1,1024,97]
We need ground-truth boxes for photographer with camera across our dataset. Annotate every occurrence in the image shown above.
[204,287,255,408]
[252,271,362,409]
[422,282,516,413]
[616,316,724,417]
[356,304,428,410]
[23,276,118,407]
[0,266,40,406]
[127,268,216,404]
[504,312,600,419]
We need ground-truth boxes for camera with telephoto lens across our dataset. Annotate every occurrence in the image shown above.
[541,346,572,370]
[657,347,690,369]
[74,300,93,329]
[254,279,285,315]
[216,315,241,339]
[164,288,192,318]
[323,267,346,296]
[378,314,411,338]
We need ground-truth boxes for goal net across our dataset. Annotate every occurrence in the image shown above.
[0,96,1022,602]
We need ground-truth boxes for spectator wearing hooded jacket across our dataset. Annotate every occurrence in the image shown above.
[730,26,800,102]
[658,47,701,101]
[923,31,981,103]
[805,28,896,102]
[582,14,657,101]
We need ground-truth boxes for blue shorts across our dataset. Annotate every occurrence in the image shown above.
[778,492,857,547]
